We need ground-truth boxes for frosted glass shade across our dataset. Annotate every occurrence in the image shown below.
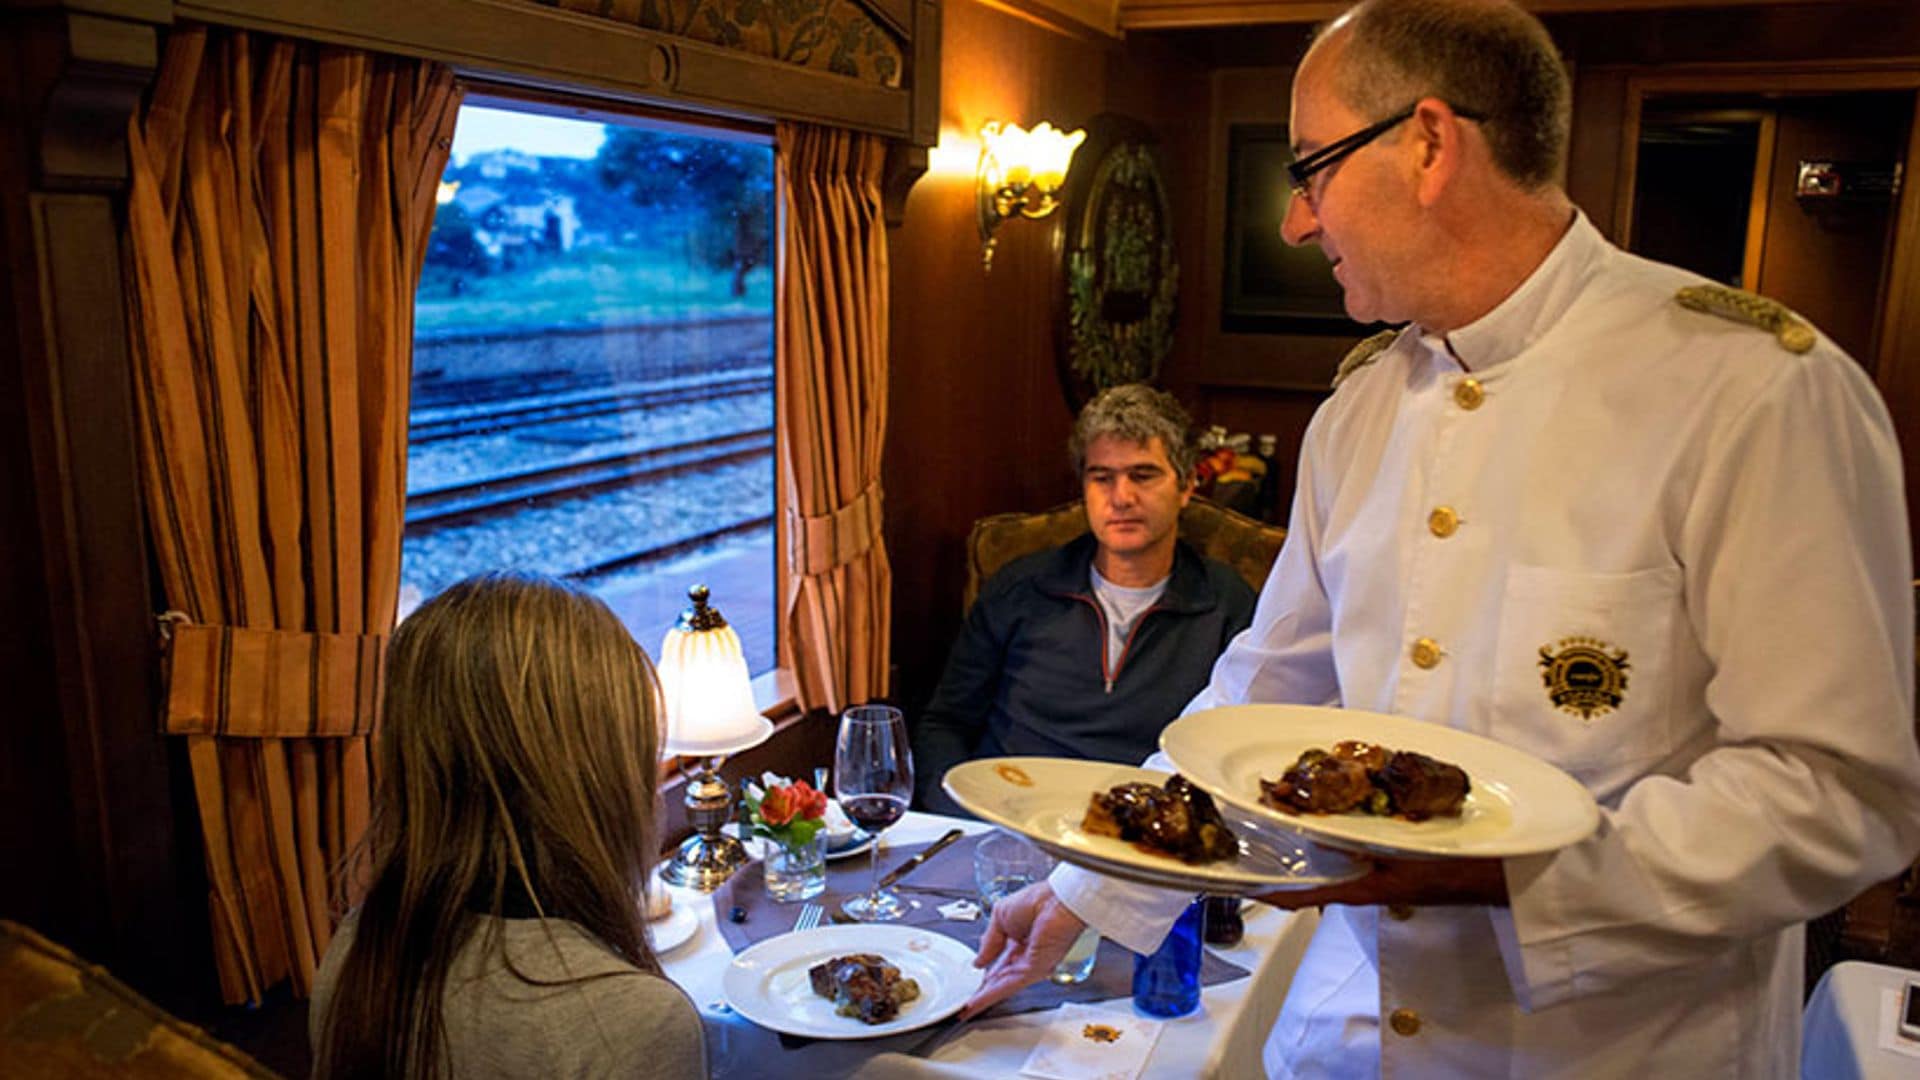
[658,620,772,757]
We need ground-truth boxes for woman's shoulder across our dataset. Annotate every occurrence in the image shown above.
[445,917,708,1077]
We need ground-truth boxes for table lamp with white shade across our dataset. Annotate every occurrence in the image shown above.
[656,584,773,890]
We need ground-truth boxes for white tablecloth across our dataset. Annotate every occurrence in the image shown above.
[659,811,1315,1079]
[1803,960,1920,1079]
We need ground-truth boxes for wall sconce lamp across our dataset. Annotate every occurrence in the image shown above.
[977,120,1086,272]
[656,584,773,891]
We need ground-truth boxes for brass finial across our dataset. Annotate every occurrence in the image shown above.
[676,584,729,632]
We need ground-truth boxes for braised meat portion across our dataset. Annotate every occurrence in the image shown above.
[1330,739,1389,772]
[1082,774,1239,864]
[1259,743,1470,820]
[1259,749,1377,814]
[807,953,921,1024]
[1376,750,1470,821]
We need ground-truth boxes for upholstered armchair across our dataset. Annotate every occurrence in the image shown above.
[962,496,1285,611]
[0,921,278,1078]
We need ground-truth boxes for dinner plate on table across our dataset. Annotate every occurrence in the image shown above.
[1160,704,1601,859]
[941,757,1367,895]
[721,924,980,1039]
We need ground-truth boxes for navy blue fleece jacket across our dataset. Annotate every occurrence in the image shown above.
[912,532,1257,816]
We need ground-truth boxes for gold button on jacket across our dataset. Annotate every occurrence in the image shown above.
[1453,378,1485,410]
[1427,506,1459,538]
[1411,637,1442,669]
[1389,1008,1422,1036]
[1387,903,1416,921]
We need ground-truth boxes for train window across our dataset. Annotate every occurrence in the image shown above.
[401,102,777,675]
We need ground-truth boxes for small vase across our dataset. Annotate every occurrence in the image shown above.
[763,835,827,903]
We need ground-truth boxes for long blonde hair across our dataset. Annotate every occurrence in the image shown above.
[315,572,665,1078]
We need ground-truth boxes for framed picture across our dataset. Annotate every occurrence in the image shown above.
[1222,123,1376,335]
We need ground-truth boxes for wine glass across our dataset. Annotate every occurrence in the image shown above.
[832,704,913,922]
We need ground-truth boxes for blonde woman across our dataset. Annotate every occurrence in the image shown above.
[312,572,707,1077]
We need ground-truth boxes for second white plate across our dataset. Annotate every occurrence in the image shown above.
[1161,704,1601,858]
[645,901,699,953]
[941,758,1365,895]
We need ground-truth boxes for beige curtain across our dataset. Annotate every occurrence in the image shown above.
[125,25,459,1003]
[775,123,892,713]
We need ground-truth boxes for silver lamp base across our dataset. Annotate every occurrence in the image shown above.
[658,760,747,892]
[659,830,750,891]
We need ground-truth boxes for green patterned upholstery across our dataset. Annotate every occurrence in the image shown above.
[0,921,277,1079]
[962,496,1285,612]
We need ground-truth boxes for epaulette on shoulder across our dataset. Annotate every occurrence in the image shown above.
[1673,284,1816,354]
[1331,329,1400,389]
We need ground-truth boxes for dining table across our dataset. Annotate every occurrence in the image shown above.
[656,810,1320,1079]
[1802,959,1920,1079]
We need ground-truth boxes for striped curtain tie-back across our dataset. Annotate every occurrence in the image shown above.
[789,481,883,577]
[160,619,385,737]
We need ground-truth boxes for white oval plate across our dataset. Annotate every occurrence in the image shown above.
[941,758,1365,895]
[824,829,876,861]
[721,924,981,1039]
[646,901,699,954]
[724,823,873,862]
[1160,704,1600,859]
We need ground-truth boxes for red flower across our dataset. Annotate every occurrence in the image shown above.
[760,783,800,826]
[758,779,827,828]
[789,780,828,821]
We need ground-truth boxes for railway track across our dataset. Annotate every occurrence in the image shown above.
[564,514,774,581]
[410,369,773,443]
[405,426,773,531]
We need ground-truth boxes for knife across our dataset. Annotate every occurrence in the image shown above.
[876,828,965,890]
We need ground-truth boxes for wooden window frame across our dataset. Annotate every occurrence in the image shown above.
[415,84,805,782]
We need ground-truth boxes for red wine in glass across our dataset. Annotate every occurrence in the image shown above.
[841,794,908,833]
[833,704,913,921]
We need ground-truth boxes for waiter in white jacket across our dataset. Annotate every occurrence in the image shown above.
[961,0,1920,1075]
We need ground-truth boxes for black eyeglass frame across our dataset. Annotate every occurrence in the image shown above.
[1286,102,1488,200]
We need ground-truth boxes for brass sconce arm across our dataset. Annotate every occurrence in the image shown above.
[976,120,1085,272]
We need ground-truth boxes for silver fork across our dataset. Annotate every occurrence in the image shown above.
[792,901,824,932]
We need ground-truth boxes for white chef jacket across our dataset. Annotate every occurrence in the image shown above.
[1053,213,1920,1078]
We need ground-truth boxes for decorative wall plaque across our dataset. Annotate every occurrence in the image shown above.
[1055,113,1178,412]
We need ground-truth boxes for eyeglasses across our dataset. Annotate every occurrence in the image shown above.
[1287,103,1487,204]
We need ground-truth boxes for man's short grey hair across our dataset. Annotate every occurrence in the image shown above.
[1318,0,1571,189]
[1069,384,1196,483]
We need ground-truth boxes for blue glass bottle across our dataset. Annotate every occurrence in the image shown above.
[1132,898,1204,1017]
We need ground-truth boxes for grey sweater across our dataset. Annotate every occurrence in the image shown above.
[312,912,708,1078]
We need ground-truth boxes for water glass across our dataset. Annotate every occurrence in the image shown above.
[972,830,1052,911]
[972,831,1101,983]
[1132,898,1203,1017]
[762,834,826,903]
[1051,925,1101,985]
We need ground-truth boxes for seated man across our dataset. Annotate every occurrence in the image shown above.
[913,384,1258,816]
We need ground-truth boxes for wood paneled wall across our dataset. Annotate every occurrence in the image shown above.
[0,13,205,1012]
[884,0,1214,710]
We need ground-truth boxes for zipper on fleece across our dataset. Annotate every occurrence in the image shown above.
[1070,593,1163,694]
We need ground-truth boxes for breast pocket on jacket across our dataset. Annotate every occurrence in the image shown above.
[1488,564,1681,779]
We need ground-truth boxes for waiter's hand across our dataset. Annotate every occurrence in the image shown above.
[962,881,1085,1017]
[1253,855,1507,909]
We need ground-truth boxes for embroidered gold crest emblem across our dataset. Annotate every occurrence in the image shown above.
[1537,637,1630,720]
